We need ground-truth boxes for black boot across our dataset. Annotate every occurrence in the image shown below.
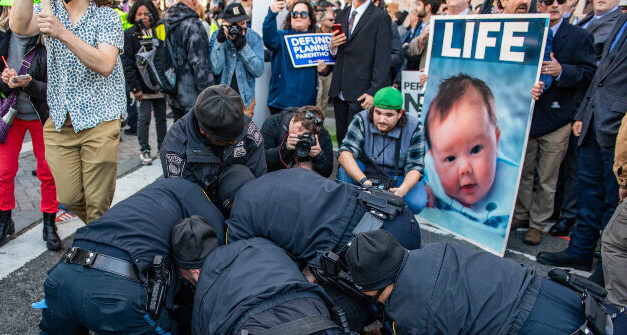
[42,212,61,251]
[0,210,15,244]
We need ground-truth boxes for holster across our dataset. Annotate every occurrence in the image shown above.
[145,255,171,318]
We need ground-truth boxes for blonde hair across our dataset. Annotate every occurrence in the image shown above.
[0,7,10,32]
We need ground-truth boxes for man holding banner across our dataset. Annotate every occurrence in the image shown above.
[514,0,596,246]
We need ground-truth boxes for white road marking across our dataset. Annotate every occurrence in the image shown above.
[19,141,32,156]
[0,160,163,280]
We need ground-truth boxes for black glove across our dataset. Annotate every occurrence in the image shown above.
[232,34,246,50]
[216,28,227,43]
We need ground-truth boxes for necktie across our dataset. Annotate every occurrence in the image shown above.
[608,20,627,54]
[347,10,358,39]
[540,28,554,91]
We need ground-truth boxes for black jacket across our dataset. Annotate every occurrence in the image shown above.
[530,22,596,138]
[226,168,422,265]
[226,169,361,265]
[329,3,391,101]
[261,109,334,177]
[73,178,226,275]
[575,13,627,148]
[192,238,335,335]
[0,31,48,124]
[387,242,541,334]
[160,111,266,199]
[163,2,214,109]
[121,24,165,95]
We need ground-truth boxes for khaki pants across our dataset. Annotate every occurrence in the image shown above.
[316,73,333,113]
[514,124,571,230]
[602,199,627,306]
[43,119,120,224]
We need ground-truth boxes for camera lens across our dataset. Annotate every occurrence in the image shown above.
[295,140,312,158]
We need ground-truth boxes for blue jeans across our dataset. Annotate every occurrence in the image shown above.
[338,159,428,214]
[567,130,618,260]
[39,262,178,335]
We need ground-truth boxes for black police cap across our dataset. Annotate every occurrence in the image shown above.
[171,216,219,269]
[345,230,407,292]
[194,84,245,142]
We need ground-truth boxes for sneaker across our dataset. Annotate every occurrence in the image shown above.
[140,151,152,165]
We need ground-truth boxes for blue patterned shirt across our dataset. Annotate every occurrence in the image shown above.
[34,1,126,132]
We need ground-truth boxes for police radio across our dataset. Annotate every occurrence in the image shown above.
[146,255,171,318]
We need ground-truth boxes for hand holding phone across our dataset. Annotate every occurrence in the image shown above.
[13,75,30,81]
[329,28,347,53]
[270,0,286,13]
[331,23,343,35]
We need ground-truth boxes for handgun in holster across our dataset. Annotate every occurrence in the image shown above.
[146,255,171,318]
[548,268,614,335]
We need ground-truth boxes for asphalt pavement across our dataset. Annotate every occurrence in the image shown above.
[0,114,592,335]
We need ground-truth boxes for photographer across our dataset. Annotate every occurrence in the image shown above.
[338,87,428,214]
[261,106,333,177]
[209,2,263,118]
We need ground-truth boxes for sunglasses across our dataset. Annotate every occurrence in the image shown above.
[291,11,310,18]
[305,111,323,128]
[543,0,566,6]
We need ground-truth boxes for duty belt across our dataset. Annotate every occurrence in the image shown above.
[64,247,139,281]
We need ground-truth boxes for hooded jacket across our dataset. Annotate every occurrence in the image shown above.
[192,238,336,335]
[386,242,541,335]
[163,2,214,110]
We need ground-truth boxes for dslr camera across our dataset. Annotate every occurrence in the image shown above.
[228,25,244,39]
[295,133,317,158]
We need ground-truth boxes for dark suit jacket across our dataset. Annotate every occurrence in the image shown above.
[329,3,391,101]
[577,7,623,63]
[530,22,596,138]
[575,13,627,148]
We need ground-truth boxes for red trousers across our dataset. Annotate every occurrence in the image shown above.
[0,118,58,213]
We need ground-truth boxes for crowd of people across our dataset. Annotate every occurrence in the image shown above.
[0,0,625,332]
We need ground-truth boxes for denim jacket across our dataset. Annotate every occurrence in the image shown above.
[209,28,264,108]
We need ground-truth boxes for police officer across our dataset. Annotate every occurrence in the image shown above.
[343,230,587,335]
[160,84,266,204]
[192,238,353,335]
[226,168,421,266]
[38,178,225,334]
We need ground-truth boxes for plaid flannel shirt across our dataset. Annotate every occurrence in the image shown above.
[338,114,426,175]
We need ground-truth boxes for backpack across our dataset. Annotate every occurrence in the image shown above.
[135,23,176,95]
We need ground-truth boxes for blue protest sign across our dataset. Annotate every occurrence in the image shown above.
[284,33,335,68]
[418,14,549,256]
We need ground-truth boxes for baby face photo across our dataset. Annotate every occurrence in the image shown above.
[418,15,548,255]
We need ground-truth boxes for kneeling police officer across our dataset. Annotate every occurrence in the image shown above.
[343,230,625,335]
[225,168,421,267]
[39,178,225,334]
[160,84,266,205]
[192,238,356,335]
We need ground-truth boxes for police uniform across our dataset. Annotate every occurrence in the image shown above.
[160,85,266,207]
[226,168,421,267]
[39,178,226,334]
[160,111,266,196]
[345,231,586,335]
[192,238,346,335]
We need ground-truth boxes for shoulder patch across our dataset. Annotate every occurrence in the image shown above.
[247,121,263,147]
[233,141,247,158]
[165,154,185,177]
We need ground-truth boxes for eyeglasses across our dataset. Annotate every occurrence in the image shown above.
[305,111,323,128]
[291,11,310,18]
[543,0,566,6]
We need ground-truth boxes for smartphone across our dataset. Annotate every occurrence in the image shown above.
[11,75,29,82]
[332,23,343,34]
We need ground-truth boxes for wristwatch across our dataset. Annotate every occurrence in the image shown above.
[359,177,369,185]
